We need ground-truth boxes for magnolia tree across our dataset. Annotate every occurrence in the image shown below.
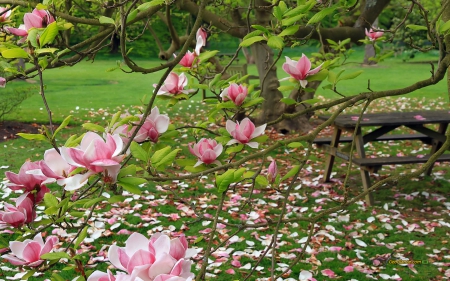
[0,0,449,280]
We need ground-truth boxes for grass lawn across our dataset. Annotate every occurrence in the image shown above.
[0,47,449,280]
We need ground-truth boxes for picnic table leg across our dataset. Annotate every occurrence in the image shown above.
[354,130,374,206]
[425,123,448,176]
[323,127,342,182]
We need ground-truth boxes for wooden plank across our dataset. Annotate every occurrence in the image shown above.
[313,133,432,145]
[352,154,450,166]
[318,110,450,128]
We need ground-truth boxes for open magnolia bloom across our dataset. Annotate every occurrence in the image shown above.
[282,54,323,88]
[2,233,58,267]
[154,72,193,96]
[93,232,195,281]
[60,132,126,187]
[5,161,50,203]
[135,107,170,143]
[7,8,55,40]
[226,118,266,148]
[0,7,11,22]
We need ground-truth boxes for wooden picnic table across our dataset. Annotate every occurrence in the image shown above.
[314,110,450,206]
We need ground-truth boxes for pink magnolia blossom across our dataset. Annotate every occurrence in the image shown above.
[0,193,35,229]
[0,7,11,22]
[5,161,50,203]
[189,138,223,167]
[8,8,55,39]
[177,51,196,68]
[226,118,266,148]
[155,72,192,96]
[134,107,170,143]
[0,77,6,88]
[37,148,92,191]
[365,28,384,41]
[267,160,277,183]
[60,132,126,188]
[106,232,195,281]
[2,233,58,267]
[282,54,323,88]
[220,83,248,106]
[196,27,207,47]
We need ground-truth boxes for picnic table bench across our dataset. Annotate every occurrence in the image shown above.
[313,110,450,206]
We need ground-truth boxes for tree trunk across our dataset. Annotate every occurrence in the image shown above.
[443,0,450,100]
[252,0,311,133]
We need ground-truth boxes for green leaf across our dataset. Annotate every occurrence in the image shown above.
[176,159,197,167]
[44,193,58,208]
[27,28,39,48]
[34,48,59,55]
[440,19,450,34]
[267,36,284,50]
[278,85,297,92]
[239,36,265,47]
[217,101,237,109]
[158,130,180,141]
[16,132,47,142]
[54,115,72,137]
[255,175,269,186]
[225,143,244,154]
[233,168,247,182]
[118,164,137,178]
[127,9,138,23]
[2,48,29,59]
[137,0,165,11]
[197,50,219,65]
[119,176,147,186]
[281,165,300,181]
[241,97,265,108]
[109,111,122,128]
[337,70,363,82]
[306,69,329,82]
[39,22,59,48]
[99,16,115,25]
[273,6,283,20]
[279,25,300,37]
[216,169,236,193]
[252,135,268,143]
[82,123,105,132]
[283,0,316,17]
[288,142,304,148]
[184,165,210,173]
[243,30,263,40]
[36,3,48,9]
[406,24,428,31]
[41,252,71,260]
[118,180,142,195]
[307,7,336,25]
[44,206,58,215]
[282,14,305,26]
[278,0,288,13]
[65,134,84,147]
[153,149,181,168]
[150,146,171,164]
[130,142,148,162]
[280,97,297,105]
[208,73,222,88]
[21,270,36,280]
[38,58,48,70]
[74,226,88,249]
[0,235,10,248]
[251,25,270,33]
[300,98,320,105]
[108,195,126,203]
[193,235,204,244]
[83,197,105,208]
